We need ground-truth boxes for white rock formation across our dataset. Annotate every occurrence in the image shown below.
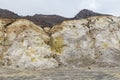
[1,19,58,69]
[0,16,120,69]
[50,16,120,67]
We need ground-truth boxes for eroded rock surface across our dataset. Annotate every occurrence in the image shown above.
[50,16,120,68]
[0,19,58,69]
[0,16,120,69]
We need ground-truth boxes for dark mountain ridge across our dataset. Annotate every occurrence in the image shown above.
[24,14,66,27]
[74,9,110,19]
[0,8,111,27]
[0,9,20,19]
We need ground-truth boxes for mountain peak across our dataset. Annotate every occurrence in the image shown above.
[74,9,109,19]
[80,9,94,12]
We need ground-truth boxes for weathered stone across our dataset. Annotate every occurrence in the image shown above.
[0,16,120,69]
[0,19,15,64]
[1,19,58,69]
[50,16,120,67]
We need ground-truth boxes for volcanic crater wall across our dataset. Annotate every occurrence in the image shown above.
[0,16,120,69]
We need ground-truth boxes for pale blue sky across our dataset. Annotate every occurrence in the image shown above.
[0,0,120,17]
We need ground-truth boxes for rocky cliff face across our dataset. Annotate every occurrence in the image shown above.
[50,16,120,67]
[0,19,58,69]
[0,15,120,69]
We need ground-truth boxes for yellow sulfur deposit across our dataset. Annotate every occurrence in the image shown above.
[50,36,64,54]
[103,43,109,48]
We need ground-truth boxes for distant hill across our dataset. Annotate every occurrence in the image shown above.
[24,14,67,28]
[0,8,111,27]
[0,9,20,19]
[74,9,110,19]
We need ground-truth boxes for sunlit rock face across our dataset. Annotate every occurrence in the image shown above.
[50,16,120,67]
[1,19,58,69]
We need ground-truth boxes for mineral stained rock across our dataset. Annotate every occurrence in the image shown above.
[0,19,58,69]
[50,16,120,67]
[0,16,120,69]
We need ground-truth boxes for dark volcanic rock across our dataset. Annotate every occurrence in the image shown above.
[0,8,67,27]
[74,9,109,19]
[24,14,67,28]
[0,9,20,19]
